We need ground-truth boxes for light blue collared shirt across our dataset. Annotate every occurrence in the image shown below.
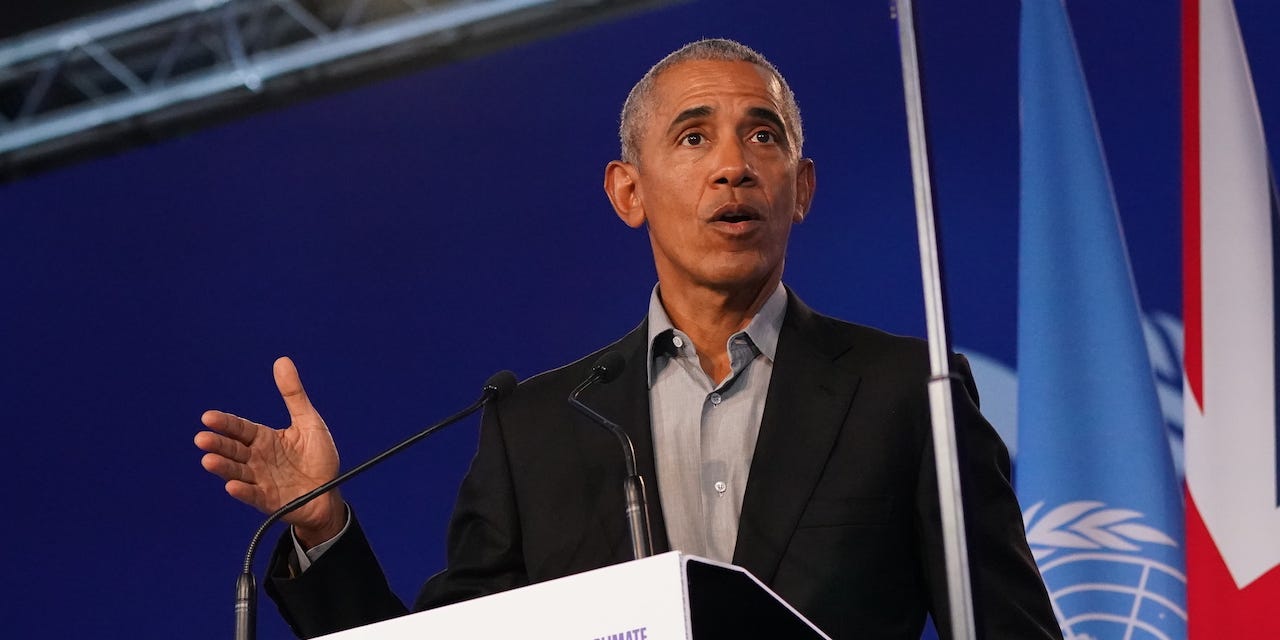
[646,282,787,562]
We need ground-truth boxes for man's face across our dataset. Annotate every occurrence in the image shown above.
[606,59,815,296]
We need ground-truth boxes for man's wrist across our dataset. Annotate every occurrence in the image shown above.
[293,497,348,549]
[290,505,352,574]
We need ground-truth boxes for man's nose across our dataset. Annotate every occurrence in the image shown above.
[710,140,756,187]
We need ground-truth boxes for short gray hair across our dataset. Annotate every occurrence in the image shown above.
[618,38,804,164]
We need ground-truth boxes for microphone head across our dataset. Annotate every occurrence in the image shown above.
[483,370,519,400]
[591,351,627,384]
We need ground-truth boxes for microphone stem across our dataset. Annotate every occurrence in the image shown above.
[623,475,653,559]
[569,374,653,559]
[240,391,494,574]
[234,380,506,640]
[568,378,640,477]
[234,572,255,640]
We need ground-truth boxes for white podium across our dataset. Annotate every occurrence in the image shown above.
[317,552,830,639]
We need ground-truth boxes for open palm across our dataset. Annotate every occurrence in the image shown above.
[195,357,345,543]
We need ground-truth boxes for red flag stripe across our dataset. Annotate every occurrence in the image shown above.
[1186,489,1280,636]
[1182,0,1203,409]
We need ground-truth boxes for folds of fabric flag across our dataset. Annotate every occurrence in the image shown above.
[1183,0,1280,636]
[1016,2,1186,639]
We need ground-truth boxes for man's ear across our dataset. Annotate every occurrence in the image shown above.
[792,157,816,223]
[604,160,646,228]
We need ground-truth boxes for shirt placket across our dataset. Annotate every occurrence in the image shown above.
[700,333,758,562]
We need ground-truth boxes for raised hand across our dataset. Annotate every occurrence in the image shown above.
[195,356,346,547]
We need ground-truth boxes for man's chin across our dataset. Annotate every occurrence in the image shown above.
[693,266,783,297]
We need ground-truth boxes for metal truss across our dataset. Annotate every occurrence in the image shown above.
[0,0,668,180]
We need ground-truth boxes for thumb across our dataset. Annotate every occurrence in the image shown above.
[273,356,319,425]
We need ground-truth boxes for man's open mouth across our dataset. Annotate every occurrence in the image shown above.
[711,204,761,224]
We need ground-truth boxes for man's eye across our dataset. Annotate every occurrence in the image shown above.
[752,131,775,143]
[681,133,705,146]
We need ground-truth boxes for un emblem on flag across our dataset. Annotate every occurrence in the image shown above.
[1023,501,1186,640]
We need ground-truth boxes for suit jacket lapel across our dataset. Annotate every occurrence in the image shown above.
[732,293,861,584]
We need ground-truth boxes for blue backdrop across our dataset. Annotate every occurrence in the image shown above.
[1,1,1276,637]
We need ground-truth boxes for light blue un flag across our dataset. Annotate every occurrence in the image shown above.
[1015,2,1185,639]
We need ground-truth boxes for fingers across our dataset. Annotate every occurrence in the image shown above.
[224,479,268,513]
[200,409,260,445]
[200,450,253,484]
[273,356,318,423]
[196,428,269,514]
[195,422,255,486]
[193,429,251,464]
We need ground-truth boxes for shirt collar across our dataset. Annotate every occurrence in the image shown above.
[645,282,788,386]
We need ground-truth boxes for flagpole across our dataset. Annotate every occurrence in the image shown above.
[891,1,977,638]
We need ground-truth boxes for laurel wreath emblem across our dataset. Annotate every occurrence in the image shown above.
[1022,501,1178,560]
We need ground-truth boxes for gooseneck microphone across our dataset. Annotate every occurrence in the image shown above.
[568,351,654,561]
[234,370,519,640]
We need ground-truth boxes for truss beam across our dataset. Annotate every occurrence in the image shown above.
[0,0,670,179]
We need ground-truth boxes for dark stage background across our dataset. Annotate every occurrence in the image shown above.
[2,1,1277,637]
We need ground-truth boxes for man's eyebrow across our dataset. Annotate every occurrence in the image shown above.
[663,105,789,141]
[747,107,788,139]
[666,106,714,135]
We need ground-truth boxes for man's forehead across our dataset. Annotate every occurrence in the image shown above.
[648,59,785,114]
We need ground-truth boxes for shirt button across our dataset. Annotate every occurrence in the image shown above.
[714,481,727,494]
[671,335,684,348]
[709,392,722,405]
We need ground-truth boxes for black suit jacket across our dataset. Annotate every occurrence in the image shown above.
[267,294,1061,639]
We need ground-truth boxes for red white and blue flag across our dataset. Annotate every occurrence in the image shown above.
[1182,0,1280,636]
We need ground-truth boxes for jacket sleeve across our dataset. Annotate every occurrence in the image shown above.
[915,355,1064,640]
[264,511,407,638]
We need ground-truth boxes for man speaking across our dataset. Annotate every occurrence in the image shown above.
[195,39,1061,639]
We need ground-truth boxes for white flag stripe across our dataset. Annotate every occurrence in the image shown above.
[1184,0,1280,589]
